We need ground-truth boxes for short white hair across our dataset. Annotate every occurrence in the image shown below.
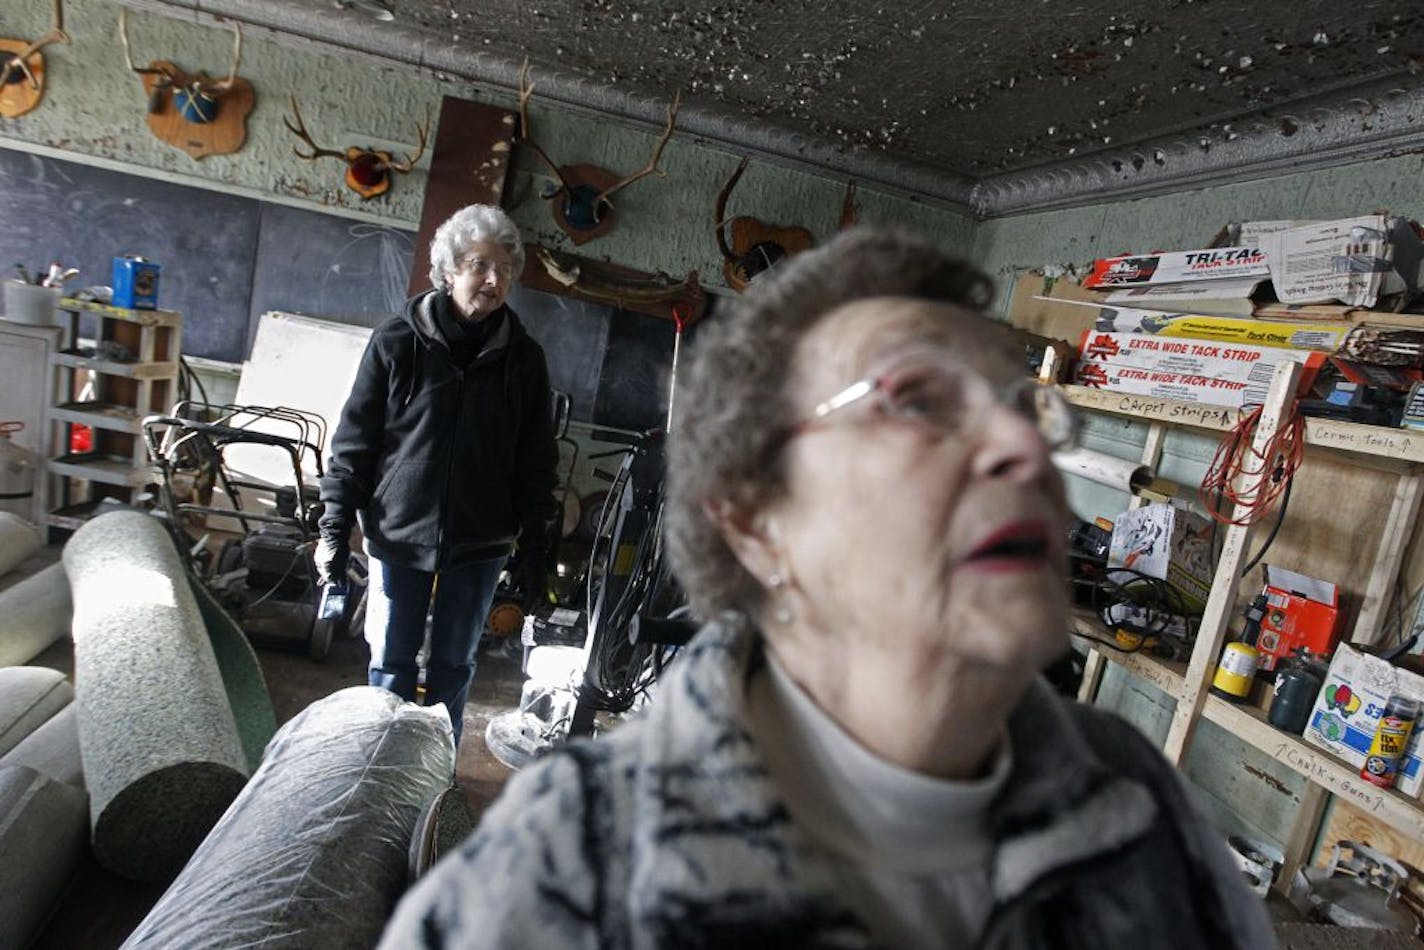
[427,204,525,288]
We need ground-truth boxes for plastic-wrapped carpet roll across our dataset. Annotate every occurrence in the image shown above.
[122,687,455,949]
[0,666,72,757]
[0,765,89,950]
[63,510,249,882]
[0,511,43,578]
[0,562,73,667]
[1,703,84,789]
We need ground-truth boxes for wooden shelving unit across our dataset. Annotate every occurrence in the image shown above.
[1066,368,1424,892]
[42,298,181,532]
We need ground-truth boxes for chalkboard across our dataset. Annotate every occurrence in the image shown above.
[0,148,416,363]
[247,202,416,348]
[593,307,677,432]
[0,147,259,362]
[508,284,609,424]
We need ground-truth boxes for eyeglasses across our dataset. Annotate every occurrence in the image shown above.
[457,257,515,281]
[788,352,1079,450]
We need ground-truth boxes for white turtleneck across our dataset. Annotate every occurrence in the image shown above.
[744,649,1012,949]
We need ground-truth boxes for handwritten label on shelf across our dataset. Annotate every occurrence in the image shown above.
[1121,655,1182,696]
[1307,424,1421,458]
[1271,740,1417,828]
[1068,390,1235,428]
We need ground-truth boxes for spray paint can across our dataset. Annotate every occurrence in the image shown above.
[1360,696,1421,789]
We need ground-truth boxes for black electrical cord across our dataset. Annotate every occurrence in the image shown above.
[1240,474,1294,578]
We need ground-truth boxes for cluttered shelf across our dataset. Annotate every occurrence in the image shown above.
[51,349,178,380]
[56,296,183,328]
[1069,611,1187,697]
[1201,697,1424,841]
[1071,611,1424,841]
[1061,385,1424,468]
[50,402,145,435]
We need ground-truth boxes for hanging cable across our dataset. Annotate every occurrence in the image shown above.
[1199,403,1304,527]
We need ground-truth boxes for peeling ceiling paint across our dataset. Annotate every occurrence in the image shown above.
[117,0,1424,215]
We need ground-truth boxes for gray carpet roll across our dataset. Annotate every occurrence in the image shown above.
[2,703,83,789]
[0,765,90,950]
[0,666,72,757]
[122,687,455,949]
[187,572,278,772]
[0,512,43,577]
[0,562,72,667]
[64,510,249,882]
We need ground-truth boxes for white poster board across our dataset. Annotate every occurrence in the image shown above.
[225,312,373,489]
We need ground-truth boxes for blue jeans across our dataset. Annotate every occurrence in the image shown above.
[365,553,507,748]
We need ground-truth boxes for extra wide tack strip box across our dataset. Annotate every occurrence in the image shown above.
[1304,643,1424,798]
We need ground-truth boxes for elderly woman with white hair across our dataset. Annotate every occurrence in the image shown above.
[379,229,1273,948]
[316,203,558,750]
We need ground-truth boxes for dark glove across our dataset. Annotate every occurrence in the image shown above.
[313,533,350,587]
[514,549,548,613]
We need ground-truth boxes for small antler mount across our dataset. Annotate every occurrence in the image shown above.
[284,95,430,201]
[518,61,680,246]
[118,11,254,159]
[0,0,70,118]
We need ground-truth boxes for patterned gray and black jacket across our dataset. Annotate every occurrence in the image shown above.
[380,619,1276,949]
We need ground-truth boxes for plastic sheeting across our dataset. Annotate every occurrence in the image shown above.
[0,765,89,950]
[0,512,43,577]
[122,686,455,949]
[0,562,72,668]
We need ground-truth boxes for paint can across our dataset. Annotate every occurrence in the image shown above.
[1360,696,1421,789]
[111,256,161,310]
[1211,642,1259,703]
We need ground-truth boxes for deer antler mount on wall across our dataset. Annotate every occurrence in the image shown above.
[0,0,70,118]
[118,10,254,158]
[284,96,430,200]
[518,61,680,246]
[714,156,859,292]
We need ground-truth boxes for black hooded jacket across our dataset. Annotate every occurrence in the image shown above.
[318,289,559,572]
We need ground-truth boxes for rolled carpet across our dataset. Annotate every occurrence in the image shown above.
[64,510,249,882]
[0,666,72,757]
[0,562,72,668]
[0,765,89,950]
[0,511,43,577]
[1,702,83,789]
[122,687,455,949]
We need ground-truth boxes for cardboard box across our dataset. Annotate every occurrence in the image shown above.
[1084,246,1269,289]
[1304,643,1424,798]
[1074,330,1325,408]
[1255,566,1341,674]
[1107,502,1214,610]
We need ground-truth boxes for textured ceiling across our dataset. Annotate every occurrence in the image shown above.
[129,0,1424,214]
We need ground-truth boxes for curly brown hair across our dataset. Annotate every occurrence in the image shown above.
[665,228,998,621]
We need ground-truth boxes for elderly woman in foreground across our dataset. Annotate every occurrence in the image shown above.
[380,230,1273,948]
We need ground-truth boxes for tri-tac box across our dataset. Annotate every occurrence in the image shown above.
[112,256,161,310]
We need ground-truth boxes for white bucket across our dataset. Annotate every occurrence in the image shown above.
[3,281,61,326]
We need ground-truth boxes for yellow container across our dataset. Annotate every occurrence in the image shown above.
[1211,642,1259,702]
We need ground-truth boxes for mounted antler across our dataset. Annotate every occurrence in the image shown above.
[594,90,680,209]
[714,157,859,292]
[119,10,241,122]
[118,10,254,158]
[285,95,430,200]
[0,0,69,118]
[517,60,681,245]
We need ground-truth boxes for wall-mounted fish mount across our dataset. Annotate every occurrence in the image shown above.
[118,10,254,159]
[0,0,70,119]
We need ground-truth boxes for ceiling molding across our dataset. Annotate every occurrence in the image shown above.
[116,0,1424,222]
[971,78,1424,219]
